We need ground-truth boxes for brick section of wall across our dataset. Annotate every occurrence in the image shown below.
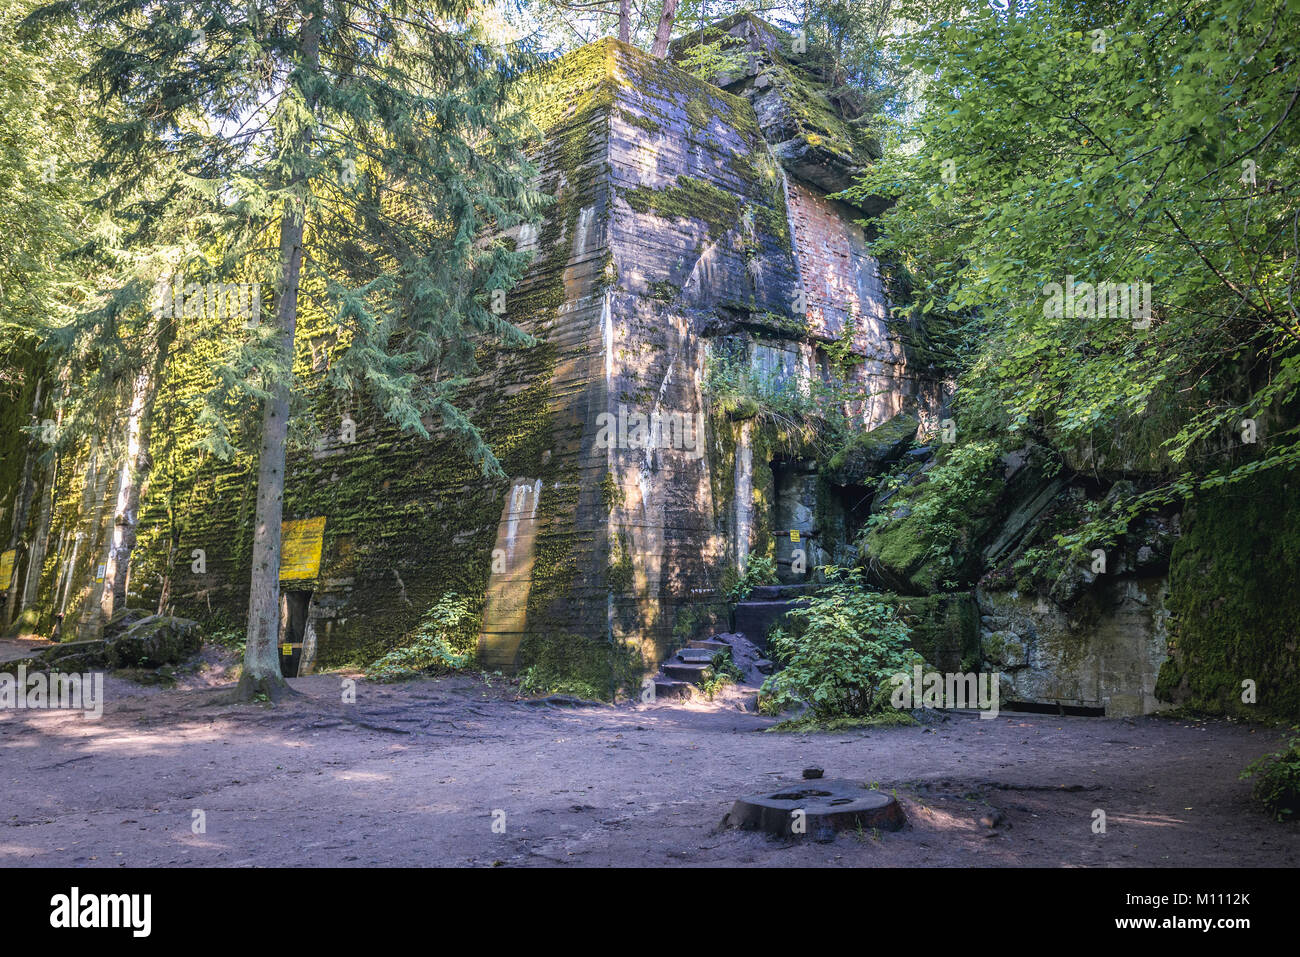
[783,178,944,430]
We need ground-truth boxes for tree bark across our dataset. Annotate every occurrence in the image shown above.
[238,10,321,702]
[3,378,43,630]
[650,0,679,58]
[99,311,175,622]
[619,0,630,43]
[75,435,117,640]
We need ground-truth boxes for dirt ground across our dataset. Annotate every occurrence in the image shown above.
[2,655,1297,867]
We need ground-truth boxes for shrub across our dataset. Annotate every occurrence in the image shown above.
[727,555,778,602]
[1241,728,1300,821]
[366,592,476,682]
[759,566,924,719]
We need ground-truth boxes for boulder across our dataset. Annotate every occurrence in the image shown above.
[1,639,111,676]
[823,412,919,486]
[107,615,201,669]
[103,606,155,639]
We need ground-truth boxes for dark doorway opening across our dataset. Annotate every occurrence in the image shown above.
[280,589,312,678]
[1004,700,1106,718]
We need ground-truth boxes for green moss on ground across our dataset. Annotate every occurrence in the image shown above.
[765,710,918,732]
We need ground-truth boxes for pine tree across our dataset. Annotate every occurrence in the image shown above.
[27,0,545,698]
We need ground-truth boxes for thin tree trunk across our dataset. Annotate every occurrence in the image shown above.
[4,378,44,630]
[619,0,630,43]
[650,0,679,58]
[100,312,175,622]
[239,10,321,701]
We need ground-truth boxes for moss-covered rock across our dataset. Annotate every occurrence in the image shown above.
[0,639,112,676]
[107,615,201,669]
[667,12,880,199]
[861,443,1066,596]
[823,412,918,486]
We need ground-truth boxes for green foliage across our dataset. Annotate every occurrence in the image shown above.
[0,0,101,351]
[726,554,777,602]
[24,0,547,479]
[759,566,924,719]
[201,610,247,655]
[861,438,1006,590]
[366,592,476,682]
[794,0,909,141]
[1241,728,1300,821]
[697,650,743,701]
[702,344,847,456]
[673,22,752,83]
[850,0,1300,545]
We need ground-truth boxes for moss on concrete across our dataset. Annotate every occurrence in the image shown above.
[621,174,742,242]
[888,591,981,673]
[1156,468,1300,720]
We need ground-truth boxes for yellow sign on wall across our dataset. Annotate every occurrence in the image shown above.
[0,549,14,588]
[279,517,327,581]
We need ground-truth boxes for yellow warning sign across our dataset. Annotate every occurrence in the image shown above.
[282,644,292,656]
[279,516,326,581]
[0,549,14,588]
[789,529,800,543]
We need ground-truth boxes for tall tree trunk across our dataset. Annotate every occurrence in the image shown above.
[3,378,43,630]
[239,10,321,701]
[18,373,67,635]
[99,312,175,622]
[76,434,118,640]
[18,452,56,636]
[650,0,679,58]
[619,0,630,43]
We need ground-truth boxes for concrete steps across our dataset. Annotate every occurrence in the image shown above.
[649,635,735,701]
[653,678,696,699]
[687,639,731,653]
[732,584,822,650]
[663,661,712,682]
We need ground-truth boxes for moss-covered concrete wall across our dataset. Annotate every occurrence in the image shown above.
[0,32,937,697]
[1156,468,1300,720]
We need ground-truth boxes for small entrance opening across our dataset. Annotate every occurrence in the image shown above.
[1004,700,1106,718]
[771,457,817,583]
[280,589,312,678]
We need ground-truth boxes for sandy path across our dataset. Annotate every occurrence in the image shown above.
[1,670,1296,867]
